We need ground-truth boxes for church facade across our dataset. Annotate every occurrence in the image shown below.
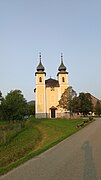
[35,54,69,118]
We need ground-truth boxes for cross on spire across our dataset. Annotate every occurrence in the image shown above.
[39,52,41,62]
[61,53,63,63]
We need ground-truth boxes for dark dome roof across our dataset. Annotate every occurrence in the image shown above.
[36,53,45,71]
[37,60,45,71]
[45,78,59,87]
[58,60,66,71]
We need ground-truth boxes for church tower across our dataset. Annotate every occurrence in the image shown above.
[35,53,46,118]
[57,53,69,99]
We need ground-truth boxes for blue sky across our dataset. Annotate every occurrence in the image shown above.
[0,0,101,101]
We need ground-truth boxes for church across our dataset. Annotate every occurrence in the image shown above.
[34,53,69,118]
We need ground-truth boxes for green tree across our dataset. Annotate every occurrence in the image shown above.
[78,93,93,116]
[71,96,80,113]
[0,91,2,119]
[27,104,35,116]
[0,91,2,103]
[1,90,27,121]
[58,86,77,115]
[0,92,1,96]
[95,101,101,116]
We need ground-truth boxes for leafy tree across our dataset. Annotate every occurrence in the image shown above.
[0,91,2,97]
[59,90,93,116]
[58,86,77,114]
[27,104,35,116]
[0,90,27,121]
[0,91,2,119]
[95,101,101,116]
[71,96,80,113]
[78,93,93,116]
[0,91,2,103]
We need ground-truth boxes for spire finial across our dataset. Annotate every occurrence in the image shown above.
[61,53,63,63]
[39,52,41,62]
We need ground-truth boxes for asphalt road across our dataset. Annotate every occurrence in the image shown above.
[1,119,101,180]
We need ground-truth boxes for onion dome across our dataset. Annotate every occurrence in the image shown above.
[58,53,66,72]
[37,53,45,72]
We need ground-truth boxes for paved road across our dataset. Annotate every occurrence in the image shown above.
[1,119,101,180]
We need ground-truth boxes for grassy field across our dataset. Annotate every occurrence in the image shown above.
[0,117,90,175]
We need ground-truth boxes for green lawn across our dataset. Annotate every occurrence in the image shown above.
[0,117,90,175]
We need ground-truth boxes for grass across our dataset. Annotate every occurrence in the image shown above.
[0,117,91,175]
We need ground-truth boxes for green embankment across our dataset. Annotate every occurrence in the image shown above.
[0,117,89,175]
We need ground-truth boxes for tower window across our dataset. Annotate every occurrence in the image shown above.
[39,77,42,82]
[62,77,65,82]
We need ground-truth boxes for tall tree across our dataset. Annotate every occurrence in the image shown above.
[0,91,2,119]
[71,96,80,113]
[78,93,93,116]
[27,101,35,116]
[58,86,77,113]
[0,90,27,121]
[0,91,2,104]
[58,90,93,116]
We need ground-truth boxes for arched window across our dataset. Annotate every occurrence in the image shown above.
[39,77,42,82]
[62,77,65,82]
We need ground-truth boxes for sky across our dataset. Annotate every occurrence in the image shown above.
[0,0,101,101]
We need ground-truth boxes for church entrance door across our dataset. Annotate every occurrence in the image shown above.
[50,106,57,118]
[51,108,55,118]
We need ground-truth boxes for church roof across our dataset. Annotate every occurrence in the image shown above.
[45,78,59,87]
